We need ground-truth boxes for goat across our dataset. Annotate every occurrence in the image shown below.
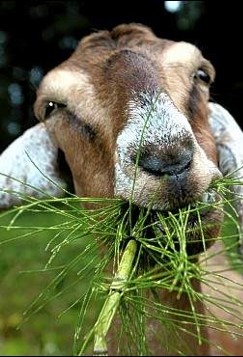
[1,23,243,356]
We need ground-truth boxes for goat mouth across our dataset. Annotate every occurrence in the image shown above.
[121,189,223,260]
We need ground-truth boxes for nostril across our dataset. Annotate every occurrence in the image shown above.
[134,147,193,177]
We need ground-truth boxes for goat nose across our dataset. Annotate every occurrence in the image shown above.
[135,147,193,177]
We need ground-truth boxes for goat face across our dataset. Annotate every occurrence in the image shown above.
[34,23,224,251]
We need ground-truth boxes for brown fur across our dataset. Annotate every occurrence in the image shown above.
[35,24,217,198]
[34,23,243,355]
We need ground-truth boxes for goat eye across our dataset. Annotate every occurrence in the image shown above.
[194,69,211,85]
[44,101,66,119]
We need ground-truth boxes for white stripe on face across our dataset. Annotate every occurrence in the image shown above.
[114,92,221,210]
[162,42,202,68]
[117,92,194,158]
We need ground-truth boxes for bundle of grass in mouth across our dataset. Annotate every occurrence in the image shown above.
[78,176,243,356]
[1,174,243,356]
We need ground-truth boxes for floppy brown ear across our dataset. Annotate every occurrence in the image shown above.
[209,102,243,250]
[0,123,67,209]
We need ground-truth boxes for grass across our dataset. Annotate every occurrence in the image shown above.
[0,202,93,355]
[1,173,243,355]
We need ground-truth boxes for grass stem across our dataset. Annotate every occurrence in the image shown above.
[93,239,137,355]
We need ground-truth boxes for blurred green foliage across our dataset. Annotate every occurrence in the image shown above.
[0,206,100,355]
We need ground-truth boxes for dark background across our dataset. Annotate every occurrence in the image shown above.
[0,0,242,152]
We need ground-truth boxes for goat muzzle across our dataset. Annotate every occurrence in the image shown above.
[114,92,224,256]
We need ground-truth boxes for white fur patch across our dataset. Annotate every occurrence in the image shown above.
[115,92,221,209]
[119,92,193,150]
[115,92,194,193]
[39,68,94,104]
[209,102,243,230]
[162,42,201,67]
[209,102,243,175]
[0,123,66,209]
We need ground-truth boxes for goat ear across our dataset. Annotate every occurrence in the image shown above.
[209,102,243,249]
[0,123,67,209]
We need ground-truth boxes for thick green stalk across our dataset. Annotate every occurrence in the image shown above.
[93,239,137,355]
